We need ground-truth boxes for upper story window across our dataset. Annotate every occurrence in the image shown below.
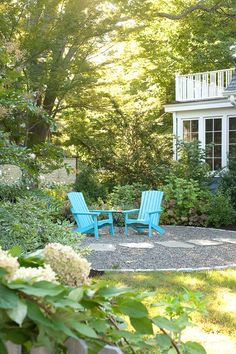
[229,117,236,159]
[183,120,198,142]
[205,118,222,170]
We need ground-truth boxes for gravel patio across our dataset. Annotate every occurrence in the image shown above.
[79,226,236,271]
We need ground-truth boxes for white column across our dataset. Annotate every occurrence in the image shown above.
[222,113,227,168]
[198,115,204,148]
[173,112,177,160]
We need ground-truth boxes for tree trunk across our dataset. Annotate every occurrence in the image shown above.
[27,116,50,147]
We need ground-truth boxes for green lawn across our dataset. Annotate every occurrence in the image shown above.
[95,269,236,354]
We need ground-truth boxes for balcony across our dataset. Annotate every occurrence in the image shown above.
[175,68,234,102]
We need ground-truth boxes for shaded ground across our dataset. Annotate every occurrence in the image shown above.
[221,222,236,231]
[79,226,236,271]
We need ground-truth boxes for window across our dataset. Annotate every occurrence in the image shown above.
[229,117,236,159]
[183,120,198,142]
[205,118,222,170]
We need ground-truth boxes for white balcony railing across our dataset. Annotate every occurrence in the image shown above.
[176,68,234,102]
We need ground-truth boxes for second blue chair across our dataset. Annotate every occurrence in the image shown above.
[123,190,165,238]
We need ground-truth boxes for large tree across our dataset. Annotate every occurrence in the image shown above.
[0,0,124,146]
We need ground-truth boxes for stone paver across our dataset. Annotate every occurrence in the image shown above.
[212,237,236,244]
[89,244,116,252]
[155,240,194,248]
[187,239,223,246]
[119,242,154,249]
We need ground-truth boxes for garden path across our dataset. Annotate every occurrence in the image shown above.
[79,226,236,271]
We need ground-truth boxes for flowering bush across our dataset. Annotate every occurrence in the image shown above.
[10,264,57,283]
[0,248,19,280]
[44,243,90,287]
[0,245,207,354]
[0,244,89,286]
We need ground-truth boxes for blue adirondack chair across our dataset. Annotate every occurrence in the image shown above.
[123,190,165,238]
[68,192,114,239]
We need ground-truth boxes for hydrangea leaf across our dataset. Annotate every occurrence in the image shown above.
[118,300,148,318]
[7,299,27,326]
[130,317,153,335]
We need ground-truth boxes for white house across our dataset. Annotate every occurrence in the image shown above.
[165,68,236,170]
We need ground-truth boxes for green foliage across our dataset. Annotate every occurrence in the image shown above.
[173,141,211,186]
[74,164,108,204]
[43,183,72,202]
[205,191,236,228]
[220,159,236,208]
[65,108,172,187]
[102,183,146,226]
[0,196,78,253]
[162,175,209,226]
[162,175,236,227]
[0,184,28,203]
[0,249,207,353]
[152,288,208,352]
[107,183,147,209]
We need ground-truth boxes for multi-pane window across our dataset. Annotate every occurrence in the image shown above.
[205,118,222,170]
[183,120,198,142]
[229,117,236,159]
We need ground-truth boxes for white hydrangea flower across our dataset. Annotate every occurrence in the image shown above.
[0,248,19,279]
[44,243,90,287]
[10,264,57,283]
[39,174,45,181]
[29,153,36,159]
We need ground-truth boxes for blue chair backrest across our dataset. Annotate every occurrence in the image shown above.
[138,191,163,223]
[68,192,93,228]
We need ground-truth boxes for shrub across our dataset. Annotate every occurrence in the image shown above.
[205,191,236,227]
[219,158,236,208]
[162,175,236,227]
[74,163,108,204]
[0,196,79,253]
[107,183,147,209]
[0,183,28,203]
[105,183,147,226]
[162,176,209,226]
[43,182,72,202]
[173,140,212,186]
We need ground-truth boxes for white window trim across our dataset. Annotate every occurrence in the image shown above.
[227,115,236,164]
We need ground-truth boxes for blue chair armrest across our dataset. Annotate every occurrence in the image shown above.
[122,209,140,214]
[90,210,115,213]
[148,210,162,215]
[73,211,100,216]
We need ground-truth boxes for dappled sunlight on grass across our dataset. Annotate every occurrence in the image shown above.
[95,269,236,345]
[219,289,236,313]
[183,327,236,354]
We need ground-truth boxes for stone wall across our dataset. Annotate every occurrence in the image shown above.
[0,158,77,185]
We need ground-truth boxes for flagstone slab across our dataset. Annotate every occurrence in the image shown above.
[187,239,223,246]
[119,242,154,249]
[212,238,236,244]
[89,244,116,252]
[155,241,194,248]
